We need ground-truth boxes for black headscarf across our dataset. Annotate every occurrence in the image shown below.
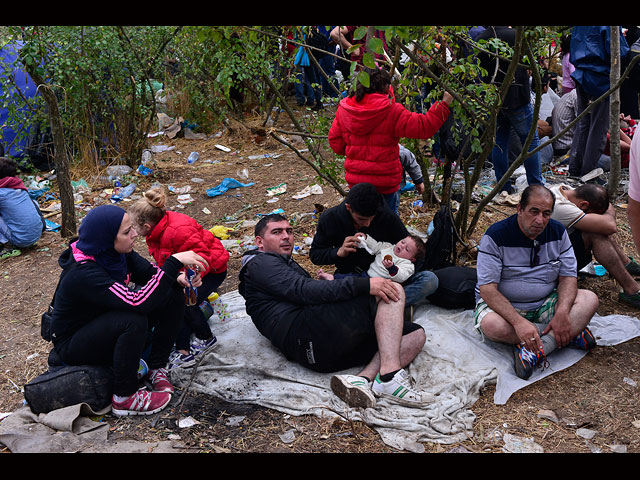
[76,204,128,282]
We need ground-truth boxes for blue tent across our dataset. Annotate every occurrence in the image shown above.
[0,41,45,165]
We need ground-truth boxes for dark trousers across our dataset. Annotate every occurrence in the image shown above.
[55,287,184,396]
[569,84,610,177]
[175,271,226,351]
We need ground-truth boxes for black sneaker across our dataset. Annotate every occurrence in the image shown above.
[512,344,546,380]
[625,259,640,278]
[568,327,597,350]
[619,291,640,309]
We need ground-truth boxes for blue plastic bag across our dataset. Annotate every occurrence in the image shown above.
[206,178,254,198]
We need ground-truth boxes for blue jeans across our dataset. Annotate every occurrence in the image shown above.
[403,270,439,306]
[382,191,400,214]
[318,55,339,97]
[492,104,543,191]
[295,66,322,105]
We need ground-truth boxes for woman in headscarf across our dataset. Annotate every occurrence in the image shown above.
[50,204,208,416]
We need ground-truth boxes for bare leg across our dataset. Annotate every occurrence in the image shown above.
[584,232,640,294]
[479,289,598,347]
[356,286,426,381]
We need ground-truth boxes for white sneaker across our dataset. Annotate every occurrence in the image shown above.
[372,369,431,407]
[168,351,196,370]
[330,374,376,408]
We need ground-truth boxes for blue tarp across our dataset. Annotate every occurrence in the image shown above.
[0,41,40,161]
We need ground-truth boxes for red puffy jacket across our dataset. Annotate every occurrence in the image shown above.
[328,88,450,194]
[146,211,229,276]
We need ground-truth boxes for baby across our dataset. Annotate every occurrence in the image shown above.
[318,233,425,284]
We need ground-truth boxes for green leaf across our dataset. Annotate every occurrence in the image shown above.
[362,52,376,69]
[353,26,367,41]
[358,70,370,88]
[368,37,383,55]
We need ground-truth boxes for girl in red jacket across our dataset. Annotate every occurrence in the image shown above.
[129,187,229,369]
[328,67,453,211]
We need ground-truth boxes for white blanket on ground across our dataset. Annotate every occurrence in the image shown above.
[171,291,640,452]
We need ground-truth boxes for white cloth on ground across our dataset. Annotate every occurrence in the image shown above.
[170,291,640,451]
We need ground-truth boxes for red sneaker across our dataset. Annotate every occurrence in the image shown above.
[149,367,174,393]
[112,389,171,416]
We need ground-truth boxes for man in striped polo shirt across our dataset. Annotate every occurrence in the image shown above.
[474,185,599,380]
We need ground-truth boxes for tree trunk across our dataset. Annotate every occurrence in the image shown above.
[608,26,621,200]
[26,69,76,238]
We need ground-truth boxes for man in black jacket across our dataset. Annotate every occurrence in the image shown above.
[239,213,430,409]
[475,26,544,194]
[309,182,438,306]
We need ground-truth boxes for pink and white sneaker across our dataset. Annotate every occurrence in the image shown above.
[148,367,174,394]
[111,388,171,416]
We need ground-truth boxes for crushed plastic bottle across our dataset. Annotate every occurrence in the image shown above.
[187,152,199,164]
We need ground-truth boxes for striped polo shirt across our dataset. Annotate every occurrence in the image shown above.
[475,214,577,310]
[551,89,578,154]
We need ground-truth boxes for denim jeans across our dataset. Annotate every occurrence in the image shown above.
[295,66,322,105]
[335,269,438,306]
[492,103,543,191]
[382,191,400,214]
[403,270,439,306]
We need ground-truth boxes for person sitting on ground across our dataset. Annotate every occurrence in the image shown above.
[309,182,438,307]
[318,233,425,285]
[50,204,208,416]
[128,187,229,369]
[474,185,599,380]
[239,213,430,409]
[0,157,44,255]
[549,182,640,309]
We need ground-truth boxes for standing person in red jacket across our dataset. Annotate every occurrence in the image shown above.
[328,67,453,211]
[128,187,229,369]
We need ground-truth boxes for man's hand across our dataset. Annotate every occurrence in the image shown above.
[337,235,361,258]
[514,318,543,353]
[369,277,401,303]
[543,310,573,348]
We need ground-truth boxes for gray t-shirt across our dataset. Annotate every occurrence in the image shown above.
[475,214,577,310]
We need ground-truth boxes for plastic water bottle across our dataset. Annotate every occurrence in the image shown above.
[119,183,136,198]
[187,152,199,164]
[208,292,229,322]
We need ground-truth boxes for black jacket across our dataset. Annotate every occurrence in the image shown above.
[309,201,409,275]
[476,26,531,110]
[51,246,183,347]
[238,249,370,350]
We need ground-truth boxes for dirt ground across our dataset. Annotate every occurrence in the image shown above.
[2,101,640,453]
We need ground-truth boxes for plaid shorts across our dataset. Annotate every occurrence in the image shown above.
[473,291,559,333]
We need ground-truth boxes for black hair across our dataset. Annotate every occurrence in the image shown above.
[349,67,391,102]
[409,234,426,264]
[574,183,609,215]
[255,213,288,238]
[519,184,555,211]
[0,157,18,179]
[345,183,384,217]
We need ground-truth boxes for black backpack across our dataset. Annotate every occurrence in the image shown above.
[421,206,457,271]
[427,266,477,310]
